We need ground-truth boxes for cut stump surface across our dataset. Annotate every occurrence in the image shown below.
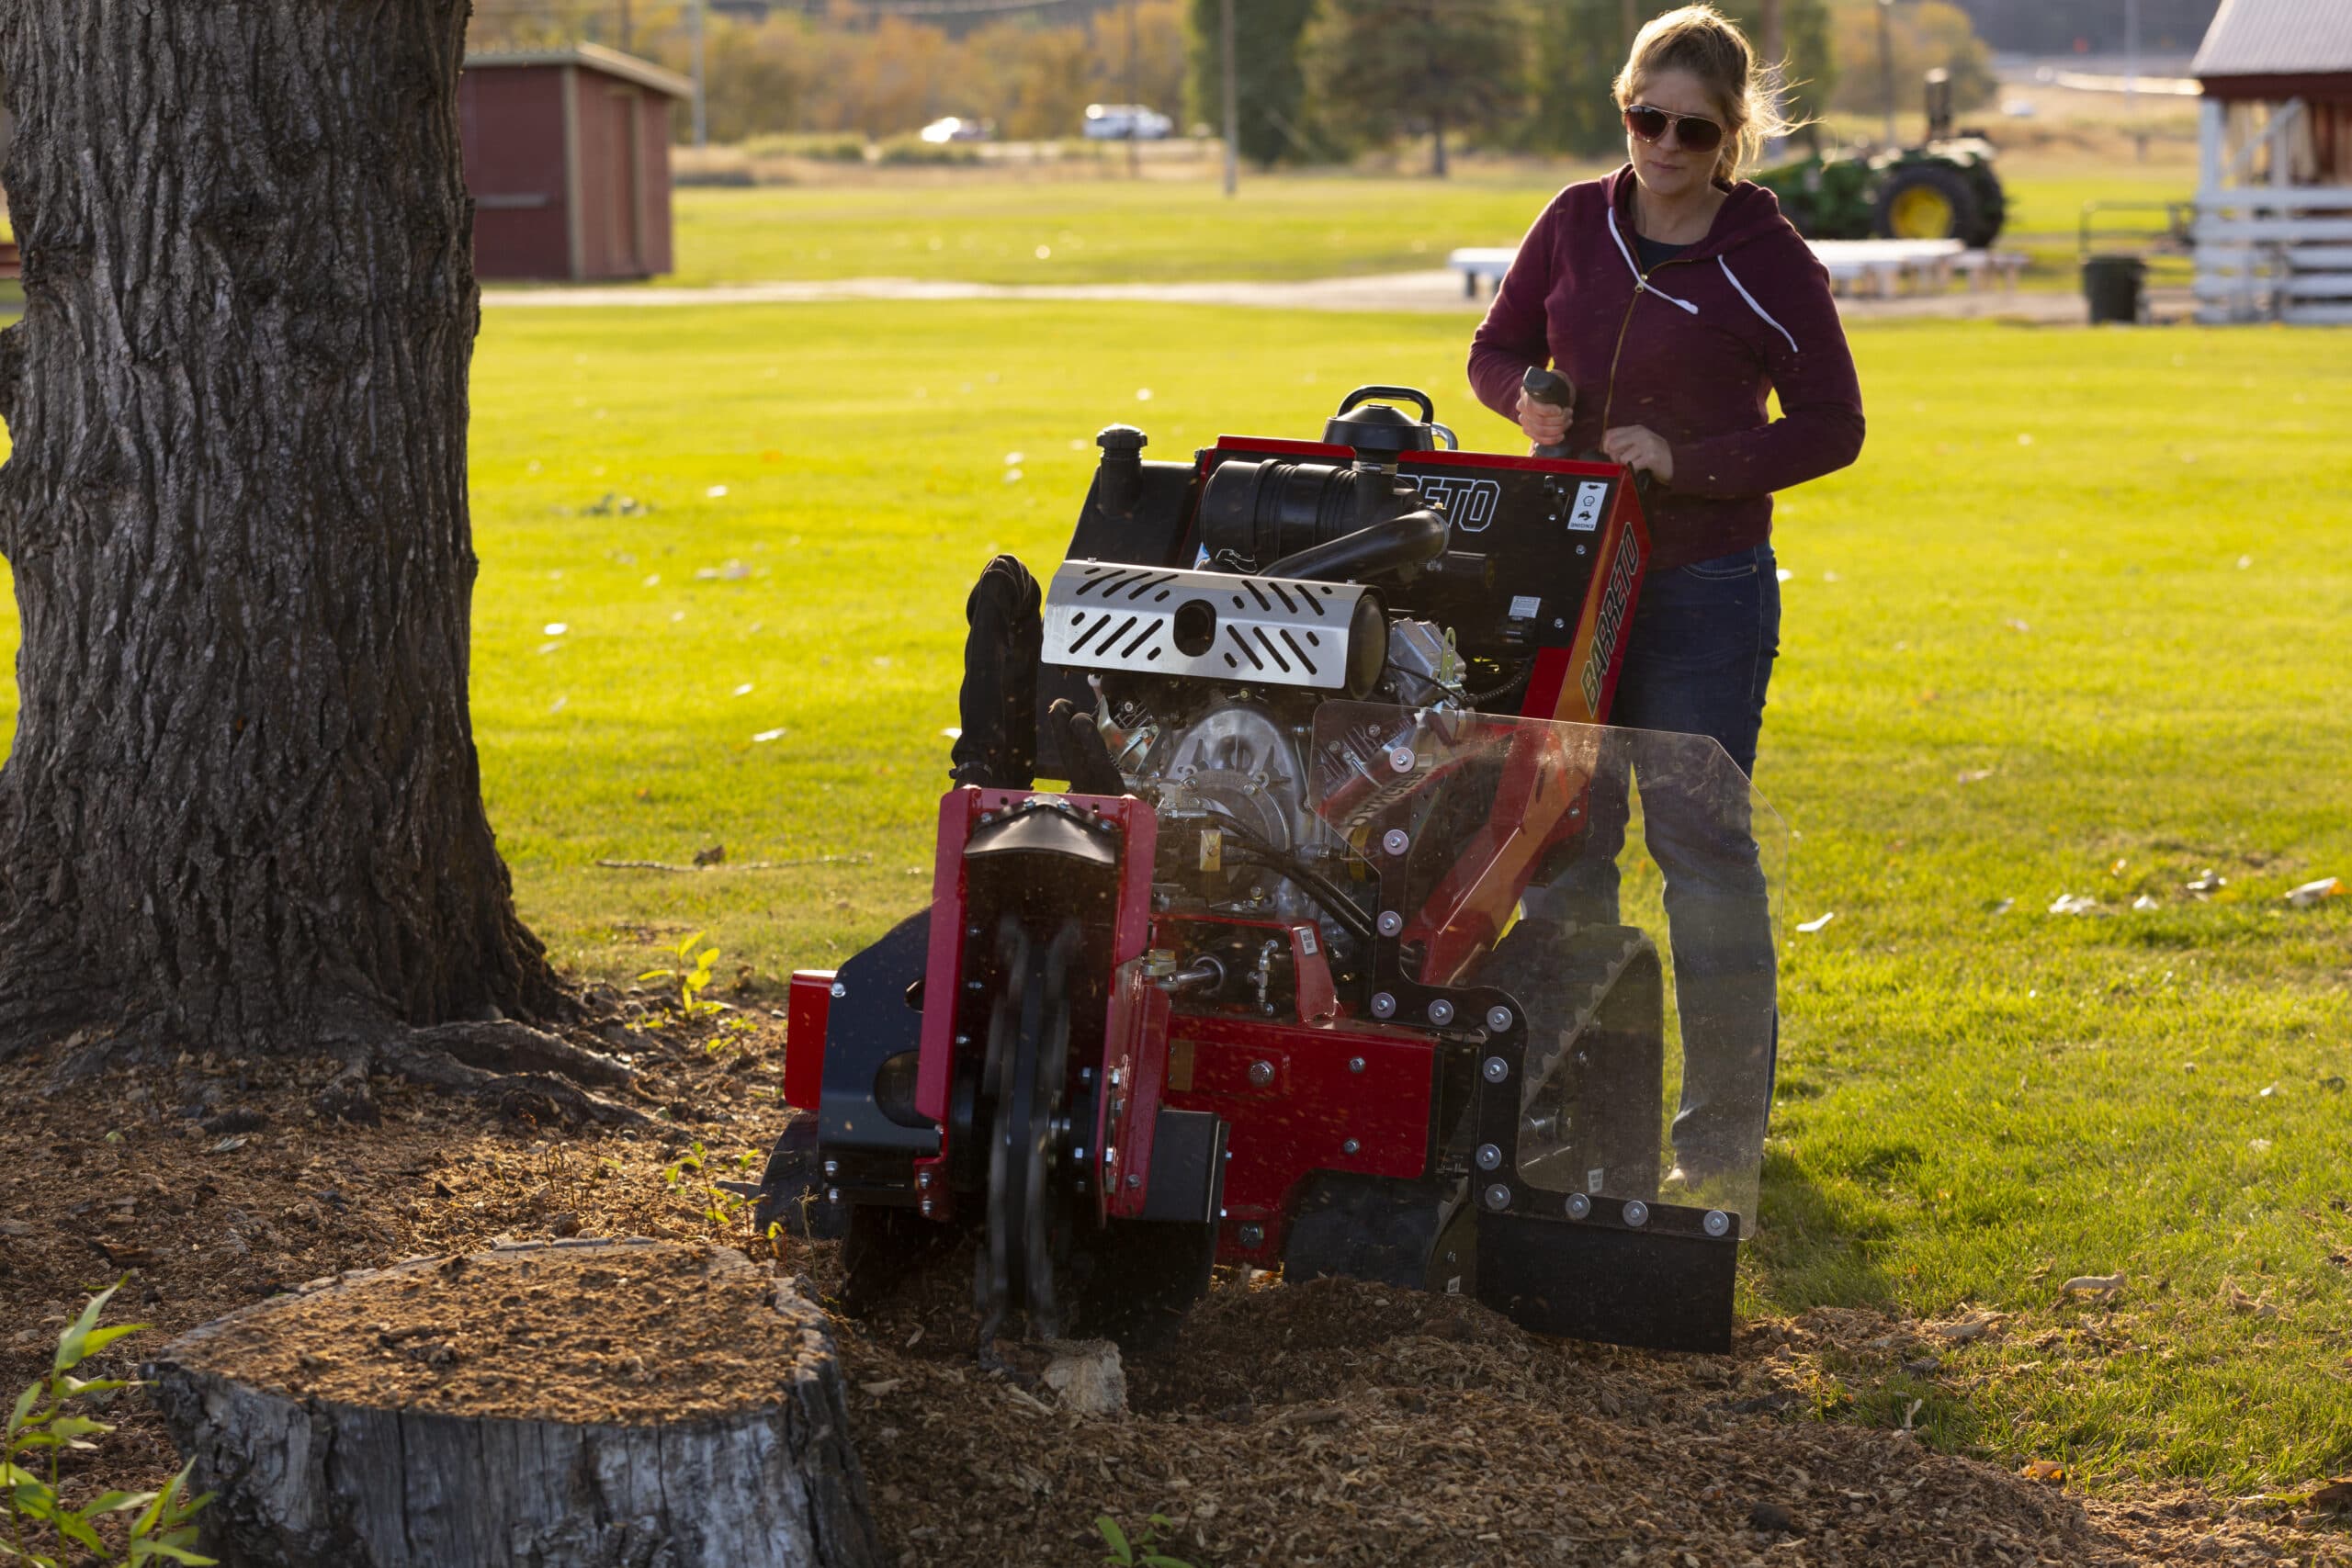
[149,1239,878,1568]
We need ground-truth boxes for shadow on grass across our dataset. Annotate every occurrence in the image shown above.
[1741,1144,1993,1455]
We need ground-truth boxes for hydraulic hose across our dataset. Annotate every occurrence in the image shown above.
[1211,819,1377,947]
[1461,658,1535,709]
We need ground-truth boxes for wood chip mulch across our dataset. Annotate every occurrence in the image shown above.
[4,1028,2347,1567]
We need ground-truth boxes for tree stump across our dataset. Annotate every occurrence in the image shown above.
[149,1240,879,1568]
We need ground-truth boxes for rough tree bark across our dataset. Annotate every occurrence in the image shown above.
[0,4,619,1110]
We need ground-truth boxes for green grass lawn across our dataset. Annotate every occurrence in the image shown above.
[664,172,1586,288]
[1,304,2346,1495]
[657,159,2194,291]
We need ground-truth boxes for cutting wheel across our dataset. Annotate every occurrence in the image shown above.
[976,910,1085,1345]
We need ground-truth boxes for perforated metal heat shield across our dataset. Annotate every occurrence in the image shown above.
[1040,561,1374,692]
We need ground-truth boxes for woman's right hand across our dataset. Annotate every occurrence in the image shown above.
[1515,386,1571,447]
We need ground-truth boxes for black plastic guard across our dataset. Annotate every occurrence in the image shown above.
[1475,1212,1737,1354]
[817,911,939,1190]
[1140,1108,1227,1225]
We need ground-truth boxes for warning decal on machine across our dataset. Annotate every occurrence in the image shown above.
[1566,480,1609,532]
[1508,594,1541,619]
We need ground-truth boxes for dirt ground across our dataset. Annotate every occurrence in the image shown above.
[3,1018,2346,1566]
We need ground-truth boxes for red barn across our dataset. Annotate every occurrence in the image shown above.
[459,45,691,282]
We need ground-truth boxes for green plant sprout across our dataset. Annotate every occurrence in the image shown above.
[638,930,723,1021]
[1093,1513,1193,1568]
[5,1279,212,1565]
[662,1141,759,1239]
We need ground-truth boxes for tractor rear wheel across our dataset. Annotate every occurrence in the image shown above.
[1872,163,1981,244]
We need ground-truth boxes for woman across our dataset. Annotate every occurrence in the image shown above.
[1466,4,1863,1190]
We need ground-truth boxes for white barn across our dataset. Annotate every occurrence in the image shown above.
[2192,0,2352,322]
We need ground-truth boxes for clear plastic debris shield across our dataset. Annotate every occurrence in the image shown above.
[1309,703,1786,1352]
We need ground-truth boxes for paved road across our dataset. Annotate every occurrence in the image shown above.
[482,268,2112,322]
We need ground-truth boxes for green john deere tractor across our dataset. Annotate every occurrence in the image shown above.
[1755,69,2007,249]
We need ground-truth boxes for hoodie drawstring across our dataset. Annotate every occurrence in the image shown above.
[1605,199,1805,355]
[1718,257,1801,355]
[1606,210,1699,314]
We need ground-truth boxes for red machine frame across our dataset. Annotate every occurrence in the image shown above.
[786,442,1653,1272]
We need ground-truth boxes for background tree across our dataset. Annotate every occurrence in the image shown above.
[1309,0,1529,176]
[0,1,636,1121]
[1828,0,1994,120]
[963,20,1100,141]
[1186,0,1321,165]
[1516,0,1836,160]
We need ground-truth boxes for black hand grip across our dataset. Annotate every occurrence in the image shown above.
[1332,384,1435,424]
[1520,367,1574,460]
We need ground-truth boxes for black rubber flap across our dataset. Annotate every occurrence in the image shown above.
[963,802,1120,869]
[1139,1109,1227,1224]
[1475,1211,1737,1353]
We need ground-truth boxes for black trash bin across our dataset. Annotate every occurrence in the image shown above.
[2082,254,2148,324]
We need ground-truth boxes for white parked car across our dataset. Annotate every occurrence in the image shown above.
[1081,103,1173,141]
[920,117,992,144]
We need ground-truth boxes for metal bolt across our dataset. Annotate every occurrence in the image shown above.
[1388,746,1415,773]
[1553,617,1566,629]
[1376,909,1404,937]
[920,1197,934,1215]
[1475,1143,1502,1171]
[1072,1146,1087,1163]
[1126,1172,1143,1190]
[1427,998,1455,1027]
[830,981,847,998]
[1485,1005,1514,1032]
[1238,1223,1265,1248]
[1109,1066,1125,1088]
[1483,1182,1511,1212]
[917,1169,933,1188]
[1565,1192,1592,1220]
[954,1032,971,1046]
[1340,1138,1361,1156]
[967,924,982,937]
[1103,1145,1117,1167]
[1370,992,1396,1020]
[1347,1055,1366,1074]
[1703,1210,1732,1238]
[1481,1055,1510,1084]
[821,1159,839,1178]
[826,1187,842,1203]
[1380,828,1410,856]
[1247,1059,1275,1088]
[965,979,984,992]
[1623,1200,1650,1228]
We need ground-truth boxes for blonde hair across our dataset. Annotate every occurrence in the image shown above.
[1612,4,1794,184]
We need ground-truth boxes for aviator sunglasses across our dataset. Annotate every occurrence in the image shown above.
[1623,103,1725,152]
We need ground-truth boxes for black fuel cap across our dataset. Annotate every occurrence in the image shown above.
[1323,386,1437,456]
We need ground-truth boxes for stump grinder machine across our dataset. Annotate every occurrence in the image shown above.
[755,384,1783,1356]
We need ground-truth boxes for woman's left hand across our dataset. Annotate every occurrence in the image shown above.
[1600,424,1674,485]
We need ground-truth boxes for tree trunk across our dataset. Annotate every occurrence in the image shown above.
[150,1242,882,1568]
[0,2,569,1061]
[1431,115,1449,178]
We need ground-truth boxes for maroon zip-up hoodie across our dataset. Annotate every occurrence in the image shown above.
[1467,165,1864,570]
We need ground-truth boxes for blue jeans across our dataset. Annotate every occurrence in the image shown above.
[1523,543,1781,1174]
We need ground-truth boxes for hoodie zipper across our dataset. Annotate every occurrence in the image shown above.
[1598,253,1702,434]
